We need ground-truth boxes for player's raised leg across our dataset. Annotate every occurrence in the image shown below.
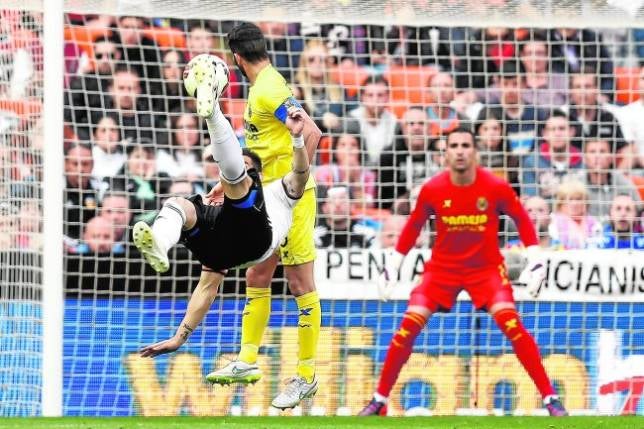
[133,197,196,273]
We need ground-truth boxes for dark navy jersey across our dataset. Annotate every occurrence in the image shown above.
[180,168,272,272]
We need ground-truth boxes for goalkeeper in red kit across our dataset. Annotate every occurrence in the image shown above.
[359,128,568,417]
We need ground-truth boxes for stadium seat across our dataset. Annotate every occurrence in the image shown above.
[630,175,644,201]
[64,25,112,58]
[330,64,370,98]
[615,67,641,105]
[143,26,186,49]
[384,65,436,105]
[0,99,42,118]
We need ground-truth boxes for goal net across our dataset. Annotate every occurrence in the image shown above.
[1,0,643,417]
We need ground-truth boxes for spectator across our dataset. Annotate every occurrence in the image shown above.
[525,196,552,248]
[111,15,161,95]
[293,39,345,133]
[518,36,568,108]
[65,36,121,140]
[521,110,584,198]
[476,61,548,155]
[380,25,453,69]
[108,142,170,217]
[457,27,516,90]
[156,110,204,180]
[378,107,441,210]
[153,49,189,116]
[426,72,465,140]
[90,114,126,183]
[100,192,131,243]
[258,21,303,81]
[97,66,155,143]
[549,28,614,100]
[64,143,105,241]
[185,20,241,98]
[581,139,641,219]
[476,35,568,108]
[195,151,220,194]
[475,109,520,191]
[72,215,121,254]
[315,186,375,248]
[347,75,398,167]
[298,22,367,66]
[564,70,627,158]
[597,194,644,249]
[548,180,602,249]
[377,214,407,249]
[0,10,42,99]
[315,132,376,208]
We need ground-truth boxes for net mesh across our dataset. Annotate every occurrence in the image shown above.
[0,8,44,416]
[1,0,644,417]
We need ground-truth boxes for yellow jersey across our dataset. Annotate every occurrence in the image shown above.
[244,65,314,189]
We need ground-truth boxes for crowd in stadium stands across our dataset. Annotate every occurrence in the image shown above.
[1,10,644,267]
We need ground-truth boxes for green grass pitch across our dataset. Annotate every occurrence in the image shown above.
[0,417,642,429]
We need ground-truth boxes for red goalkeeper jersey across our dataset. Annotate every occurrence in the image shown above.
[396,167,538,271]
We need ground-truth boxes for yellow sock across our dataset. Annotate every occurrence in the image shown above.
[238,286,271,364]
[295,291,321,383]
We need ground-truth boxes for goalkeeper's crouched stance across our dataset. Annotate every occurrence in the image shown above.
[135,56,313,386]
[359,128,568,417]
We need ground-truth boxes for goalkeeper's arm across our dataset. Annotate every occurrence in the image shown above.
[140,269,223,357]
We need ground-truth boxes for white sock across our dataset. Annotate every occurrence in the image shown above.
[152,201,186,254]
[204,106,246,184]
[373,392,388,403]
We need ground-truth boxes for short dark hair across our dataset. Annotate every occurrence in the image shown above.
[360,74,389,90]
[446,127,476,145]
[498,61,525,79]
[242,148,263,172]
[226,22,268,63]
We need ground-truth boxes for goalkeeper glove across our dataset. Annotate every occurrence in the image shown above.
[518,245,546,298]
[377,250,405,301]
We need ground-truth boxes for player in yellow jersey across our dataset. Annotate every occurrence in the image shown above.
[206,22,323,410]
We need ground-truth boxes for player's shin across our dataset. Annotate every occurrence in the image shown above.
[204,105,246,184]
[238,287,271,364]
[492,308,556,398]
[295,291,321,383]
[376,311,426,398]
[152,198,187,254]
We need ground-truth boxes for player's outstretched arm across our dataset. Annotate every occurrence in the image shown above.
[140,269,224,357]
[282,107,315,197]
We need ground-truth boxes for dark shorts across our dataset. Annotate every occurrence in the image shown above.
[408,264,515,313]
[180,172,272,271]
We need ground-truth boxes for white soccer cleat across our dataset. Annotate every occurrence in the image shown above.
[206,360,262,385]
[183,53,229,118]
[132,221,170,273]
[271,376,319,410]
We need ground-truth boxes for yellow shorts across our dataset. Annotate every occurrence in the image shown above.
[279,187,316,266]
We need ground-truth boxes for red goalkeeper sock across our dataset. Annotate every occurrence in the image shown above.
[493,308,556,398]
[376,311,426,398]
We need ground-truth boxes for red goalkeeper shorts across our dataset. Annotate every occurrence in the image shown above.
[408,264,514,313]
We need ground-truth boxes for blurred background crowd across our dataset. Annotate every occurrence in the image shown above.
[1,8,644,266]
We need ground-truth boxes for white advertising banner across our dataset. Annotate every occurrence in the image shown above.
[314,249,644,302]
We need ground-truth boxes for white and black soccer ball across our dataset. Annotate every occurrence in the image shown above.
[183,53,230,99]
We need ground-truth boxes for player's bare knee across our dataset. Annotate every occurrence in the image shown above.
[488,301,516,316]
[285,264,315,295]
[407,305,432,320]
[246,265,274,288]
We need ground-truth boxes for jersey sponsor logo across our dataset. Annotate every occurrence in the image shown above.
[443,199,451,208]
[477,196,488,211]
[441,214,488,226]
